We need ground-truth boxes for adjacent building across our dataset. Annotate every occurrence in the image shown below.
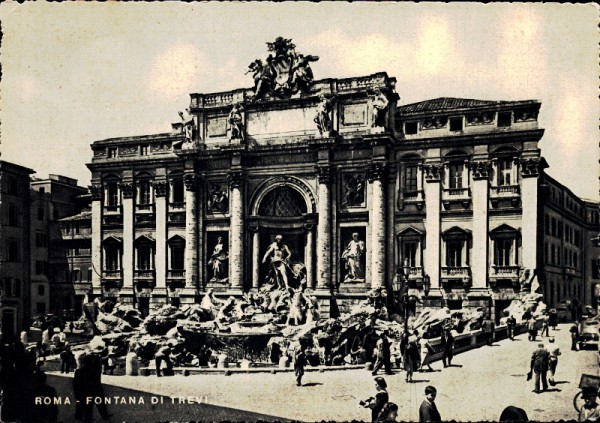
[0,161,34,336]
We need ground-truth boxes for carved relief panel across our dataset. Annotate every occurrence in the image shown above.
[206,182,229,214]
[341,173,366,209]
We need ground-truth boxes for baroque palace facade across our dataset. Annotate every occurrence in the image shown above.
[86,39,597,319]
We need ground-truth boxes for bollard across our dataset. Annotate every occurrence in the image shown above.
[125,352,139,376]
[217,353,228,369]
[279,356,290,369]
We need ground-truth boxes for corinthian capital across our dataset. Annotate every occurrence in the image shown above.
[90,185,102,201]
[469,160,491,180]
[184,174,198,191]
[315,165,331,184]
[153,181,168,197]
[421,163,443,182]
[519,158,543,177]
[119,182,134,199]
[228,170,244,189]
[367,162,387,182]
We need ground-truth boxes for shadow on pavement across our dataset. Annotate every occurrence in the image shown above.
[47,374,289,423]
[553,381,570,385]
[302,382,323,387]
[448,364,463,368]
[409,379,430,384]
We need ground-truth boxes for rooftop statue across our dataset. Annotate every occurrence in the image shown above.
[178,109,197,148]
[368,88,389,129]
[247,37,319,100]
[314,95,333,136]
[228,102,245,141]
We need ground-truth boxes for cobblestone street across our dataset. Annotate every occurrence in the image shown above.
[49,324,598,422]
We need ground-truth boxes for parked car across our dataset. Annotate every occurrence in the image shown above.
[578,316,599,350]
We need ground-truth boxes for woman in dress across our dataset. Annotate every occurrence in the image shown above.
[417,330,434,372]
[361,376,389,422]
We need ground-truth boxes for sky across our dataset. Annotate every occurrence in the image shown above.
[1,2,598,200]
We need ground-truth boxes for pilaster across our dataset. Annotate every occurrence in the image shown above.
[423,163,442,289]
[470,161,491,289]
[315,165,331,290]
[228,170,244,290]
[90,185,103,295]
[520,158,543,271]
[154,181,168,290]
[184,174,198,289]
[367,162,387,289]
[120,182,134,290]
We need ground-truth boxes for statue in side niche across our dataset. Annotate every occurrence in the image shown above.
[228,102,245,141]
[341,232,366,281]
[368,88,389,128]
[314,95,333,136]
[208,237,228,282]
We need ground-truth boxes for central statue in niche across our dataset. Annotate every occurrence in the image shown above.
[247,37,319,100]
[261,234,306,290]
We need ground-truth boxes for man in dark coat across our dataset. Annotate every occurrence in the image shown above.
[570,323,579,351]
[483,317,495,345]
[440,329,454,367]
[529,343,549,393]
[506,315,517,340]
[419,385,442,422]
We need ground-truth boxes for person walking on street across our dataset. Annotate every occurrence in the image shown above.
[506,315,517,341]
[419,385,442,422]
[547,337,561,386]
[570,323,579,351]
[293,343,306,386]
[418,334,434,372]
[372,331,393,376]
[540,317,550,337]
[529,342,549,393]
[60,344,75,373]
[527,317,538,342]
[549,309,558,330]
[360,376,389,422]
[402,331,419,383]
[483,316,495,346]
[440,328,454,367]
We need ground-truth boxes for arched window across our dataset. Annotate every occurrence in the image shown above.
[258,187,307,217]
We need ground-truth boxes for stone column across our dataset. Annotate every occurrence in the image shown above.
[368,163,387,289]
[471,161,490,289]
[250,226,260,290]
[120,182,134,289]
[154,181,168,289]
[305,224,314,289]
[90,185,103,296]
[228,170,244,290]
[184,175,198,288]
[316,166,331,290]
[520,158,542,271]
[423,164,442,289]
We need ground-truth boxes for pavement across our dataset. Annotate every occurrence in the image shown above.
[47,323,599,422]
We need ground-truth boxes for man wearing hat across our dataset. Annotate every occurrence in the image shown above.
[262,234,292,289]
[529,342,550,393]
[360,377,389,422]
[578,386,600,421]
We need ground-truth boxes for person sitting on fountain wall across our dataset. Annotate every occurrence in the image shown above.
[262,234,292,289]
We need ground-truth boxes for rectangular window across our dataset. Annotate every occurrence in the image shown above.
[497,159,513,186]
[404,122,418,135]
[170,242,185,270]
[106,183,119,207]
[495,239,513,266]
[558,222,563,238]
[7,240,20,262]
[402,165,418,193]
[7,178,18,195]
[136,244,153,270]
[551,245,556,265]
[37,206,45,221]
[38,285,45,296]
[87,268,93,282]
[137,180,152,205]
[449,118,463,132]
[171,179,185,204]
[70,269,80,283]
[402,242,419,267]
[573,253,578,269]
[8,203,19,227]
[140,144,149,156]
[446,240,463,267]
[551,218,556,237]
[448,164,463,189]
[105,246,120,271]
[36,302,46,315]
[107,148,117,158]
[74,223,80,234]
[592,260,599,279]
[2,278,12,297]
[544,214,550,235]
[498,112,512,127]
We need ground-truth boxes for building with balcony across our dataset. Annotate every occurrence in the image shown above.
[0,161,34,336]
[85,43,598,321]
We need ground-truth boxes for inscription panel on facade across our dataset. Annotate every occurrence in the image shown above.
[341,103,367,126]
[207,117,228,138]
[246,107,317,139]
